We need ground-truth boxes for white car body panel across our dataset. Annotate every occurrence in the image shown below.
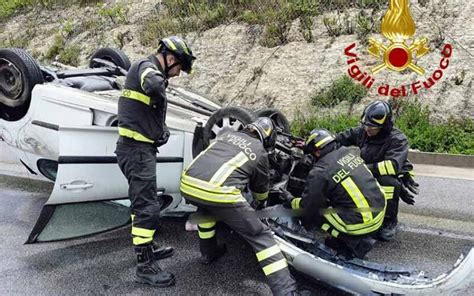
[49,126,186,205]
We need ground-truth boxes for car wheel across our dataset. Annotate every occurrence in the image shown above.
[194,106,256,156]
[256,108,291,133]
[0,48,44,121]
[89,48,131,71]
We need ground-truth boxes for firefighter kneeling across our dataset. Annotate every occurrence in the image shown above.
[180,117,307,296]
[283,129,387,259]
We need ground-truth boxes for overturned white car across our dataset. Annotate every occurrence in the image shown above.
[0,48,472,295]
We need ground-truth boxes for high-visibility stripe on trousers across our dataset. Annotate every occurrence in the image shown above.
[185,199,297,296]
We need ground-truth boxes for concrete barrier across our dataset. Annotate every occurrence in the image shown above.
[345,147,473,168]
[408,150,474,168]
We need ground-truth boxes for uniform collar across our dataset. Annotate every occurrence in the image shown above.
[148,54,165,75]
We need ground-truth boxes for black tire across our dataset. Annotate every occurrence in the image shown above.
[256,107,291,133]
[0,48,44,121]
[89,48,131,71]
[197,106,257,155]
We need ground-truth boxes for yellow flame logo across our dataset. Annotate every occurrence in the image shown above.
[368,0,429,75]
[381,0,415,40]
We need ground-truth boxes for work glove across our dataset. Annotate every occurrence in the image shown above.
[279,188,294,203]
[399,185,416,205]
[399,171,419,205]
[400,171,419,195]
[280,189,303,210]
[156,126,170,147]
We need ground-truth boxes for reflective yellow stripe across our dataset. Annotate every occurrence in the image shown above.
[324,210,385,235]
[409,170,415,177]
[321,223,330,231]
[305,133,318,145]
[209,152,249,185]
[382,186,395,200]
[131,226,155,238]
[133,236,153,245]
[262,258,288,276]
[184,142,218,173]
[385,160,396,175]
[131,214,135,222]
[378,161,387,175]
[175,38,190,55]
[163,38,177,50]
[254,191,269,201]
[181,174,241,195]
[119,127,154,143]
[140,68,161,90]
[291,198,302,209]
[121,89,151,105]
[199,221,216,228]
[341,177,373,222]
[331,229,339,238]
[256,245,281,262]
[180,182,245,203]
[198,230,215,239]
[315,136,334,148]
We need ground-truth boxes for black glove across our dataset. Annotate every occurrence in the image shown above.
[399,171,418,205]
[156,126,170,147]
[279,188,294,202]
[399,184,416,205]
[400,171,419,195]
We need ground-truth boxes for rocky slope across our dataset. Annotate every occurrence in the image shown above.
[1,0,472,121]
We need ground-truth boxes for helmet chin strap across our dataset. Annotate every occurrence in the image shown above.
[162,52,181,78]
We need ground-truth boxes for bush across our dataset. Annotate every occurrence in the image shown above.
[0,0,102,20]
[0,0,32,19]
[140,0,321,48]
[395,101,474,155]
[311,76,367,109]
[291,100,474,155]
[291,111,359,137]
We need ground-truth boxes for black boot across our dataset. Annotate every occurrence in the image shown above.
[353,237,376,259]
[375,222,398,242]
[200,243,227,265]
[324,237,354,259]
[151,241,174,260]
[135,245,175,287]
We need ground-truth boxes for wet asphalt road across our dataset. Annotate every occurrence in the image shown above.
[0,174,473,295]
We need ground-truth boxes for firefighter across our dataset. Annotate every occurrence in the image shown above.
[336,100,419,241]
[115,36,196,287]
[180,117,301,296]
[283,129,386,259]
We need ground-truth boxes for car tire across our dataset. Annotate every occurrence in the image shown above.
[256,107,291,133]
[195,106,257,156]
[89,48,131,71]
[0,48,44,121]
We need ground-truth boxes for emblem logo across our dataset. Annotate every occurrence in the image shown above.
[368,0,429,75]
[342,0,453,98]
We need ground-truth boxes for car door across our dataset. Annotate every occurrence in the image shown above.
[27,125,185,243]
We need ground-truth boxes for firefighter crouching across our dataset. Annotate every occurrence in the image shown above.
[282,129,386,259]
[180,117,305,296]
[336,100,419,241]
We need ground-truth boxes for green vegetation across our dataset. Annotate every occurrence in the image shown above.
[291,100,474,155]
[98,2,129,25]
[140,0,387,48]
[0,0,101,20]
[311,76,367,110]
[45,34,81,66]
[395,100,474,155]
